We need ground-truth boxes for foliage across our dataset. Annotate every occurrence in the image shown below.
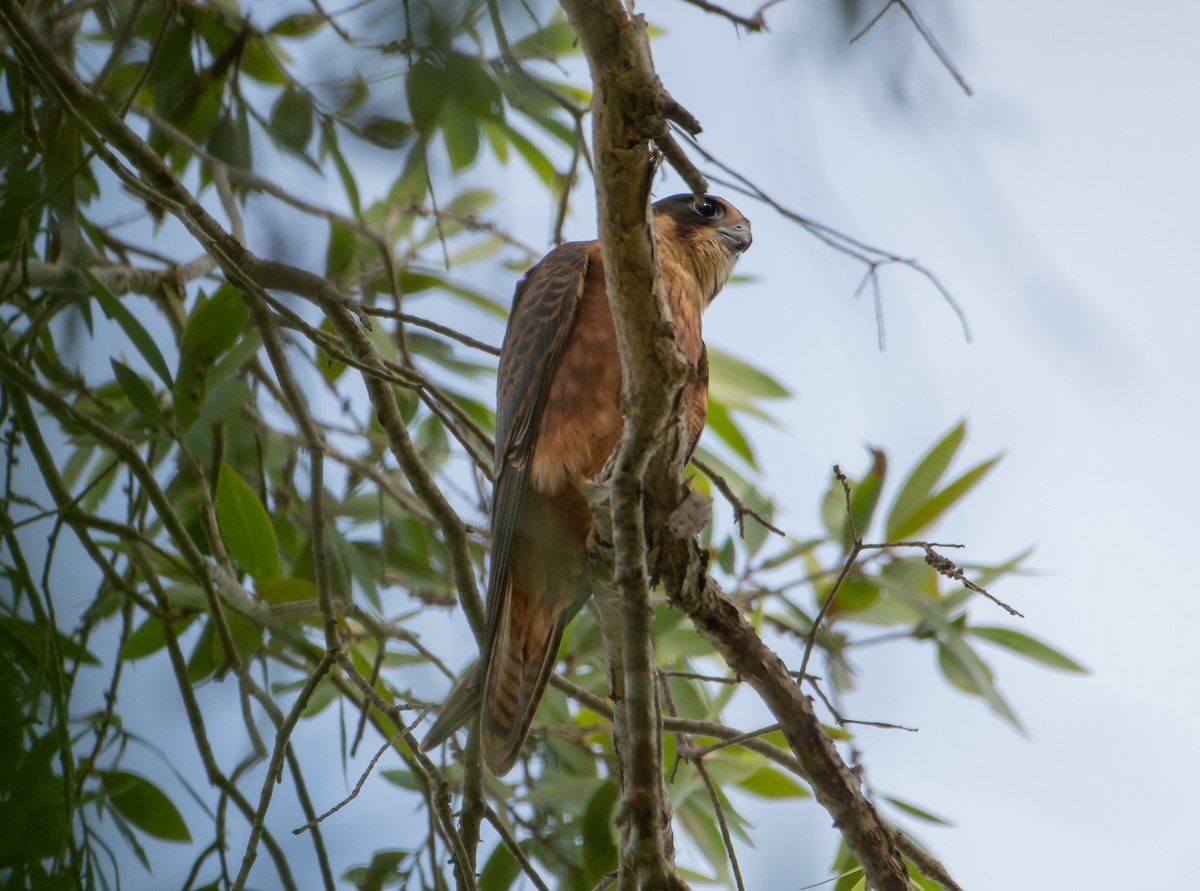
[0,2,1079,889]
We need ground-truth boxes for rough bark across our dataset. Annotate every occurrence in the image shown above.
[560,1,913,888]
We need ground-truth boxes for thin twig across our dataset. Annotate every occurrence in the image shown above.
[293,726,409,835]
[691,456,784,539]
[850,0,974,97]
[799,467,860,682]
[923,545,1023,617]
[675,0,783,33]
[675,127,973,343]
[806,678,917,733]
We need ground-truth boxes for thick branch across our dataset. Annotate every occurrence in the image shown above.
[661,542,911,890]
[0,256,215,297]
[559,2,691,888]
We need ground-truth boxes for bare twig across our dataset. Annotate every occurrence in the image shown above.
[850,1,973,97]
[293,726,409,835]
[799,466,860,682]
[692,456,784,539]
[806,678,918,734]
[923,545,1023,617]
[676,0,783,33]
[674,128,973,343]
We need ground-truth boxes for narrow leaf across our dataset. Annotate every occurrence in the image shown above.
[889,455,1001,541]
[842,448,886,547]
[503,123,555,185]
[883,796,953,826]
[707,347,791,406]
[269,12,324,37]
[886,420,965,540]
[88,273,172,386]
[704,399,756,466]
[736,765,810,799]
[407,58,447,133]
[111,359,166,428]
[215,464,280,579]
[968,626,1087,673]
[100,771,191,842]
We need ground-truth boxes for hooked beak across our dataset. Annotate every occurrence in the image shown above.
[717,222,752,253]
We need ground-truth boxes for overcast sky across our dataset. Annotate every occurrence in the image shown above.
[632,2,1200,888]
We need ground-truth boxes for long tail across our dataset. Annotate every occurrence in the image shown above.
[422,486,589,774]
[479,578,567,775]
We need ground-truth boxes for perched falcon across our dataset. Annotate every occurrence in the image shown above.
[421,194,752,775]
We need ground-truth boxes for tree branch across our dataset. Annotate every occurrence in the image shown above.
[559,1,693,887]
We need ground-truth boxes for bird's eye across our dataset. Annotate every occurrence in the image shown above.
[694,198,720,218]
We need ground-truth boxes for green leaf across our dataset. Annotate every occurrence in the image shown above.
[703,399,755,466]
[215,463,279,579]
[359,116,415,150]
[182,284,247,359]
[0,734,69,863]
[511,16,581,60]
[110,359,166,428]
[400,269,507,317]
[968,626,1087,673]
[756,536,821,571]
[226,610,264,662]
[270,88,314,153]
[442,104,480,170]
[0,616,100,668]
[831,574,880,612]
[479,843,520,891]
[844,448,886,546]
[121,614,197,661]
[886,421,965,540]
[100,771,191,842]
[936,638,1023,731]
[580,781,619,882]
[256,577,318,605]
[321,122,361,215]
[502,123,555,185]
[889,454,1001,541]
[175,285,249,429]
[707,347,791,409]
[390,145,428,204]
[325,220,358,280]
[736,764,810,799]
[187,619,219,683]
[446,53,504,121]
[407,57,448,133]
[87,273,172,387]
[883,796,953,826]
[239,36,288,86]
[207,108,252,170]
[269,12,325,38]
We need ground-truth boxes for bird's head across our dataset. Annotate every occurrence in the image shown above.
[652,194,752,305]
[652,194,752,254]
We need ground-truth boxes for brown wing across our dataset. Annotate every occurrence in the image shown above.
[420,242,591,759]
[487,241,593,649]
[479,242,599,772]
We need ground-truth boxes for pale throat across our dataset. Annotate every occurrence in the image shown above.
[658,238,738,310]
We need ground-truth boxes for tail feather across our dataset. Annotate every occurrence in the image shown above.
[419,662,482,753]
[480,580,566,775]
